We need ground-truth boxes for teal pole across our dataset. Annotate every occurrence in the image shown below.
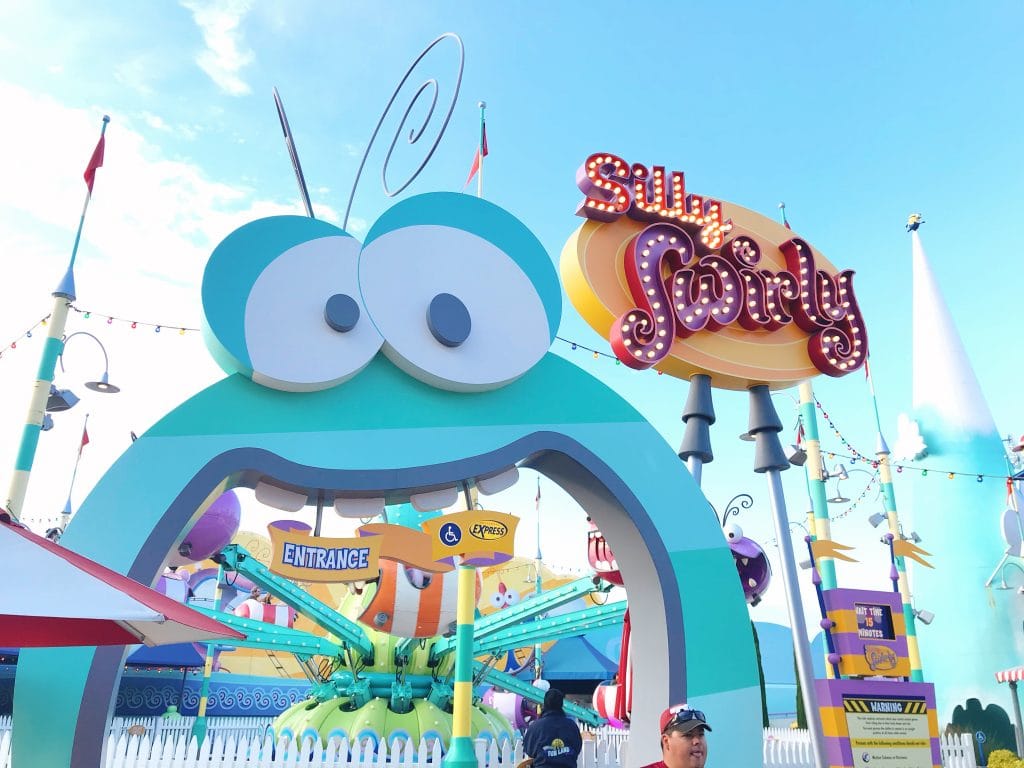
[798,381,837,590]
[533,478,543,681]
[5,116,109,521]
[191,563,225,745]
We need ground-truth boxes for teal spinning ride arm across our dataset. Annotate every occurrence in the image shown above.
[215,544,375,663]
[473,601,626,658]
[190,606,344,659]
[474,663,607,728]
[474,576,611,639]
[429,575,611,665]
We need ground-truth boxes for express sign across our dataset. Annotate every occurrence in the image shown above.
[563,153,868,390]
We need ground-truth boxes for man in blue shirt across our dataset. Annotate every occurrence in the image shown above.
[523,688,583,768]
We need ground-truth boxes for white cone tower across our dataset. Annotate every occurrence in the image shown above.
[909,226,1018,732]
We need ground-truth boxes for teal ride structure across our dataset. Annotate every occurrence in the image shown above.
[191,539,620,747]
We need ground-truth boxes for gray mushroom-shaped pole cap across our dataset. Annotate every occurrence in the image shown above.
[678,374,715,463]
[748,384,790,473]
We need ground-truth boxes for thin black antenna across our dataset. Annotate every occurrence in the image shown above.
[273,87,315,218]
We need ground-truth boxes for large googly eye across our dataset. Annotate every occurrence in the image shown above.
[724,522,744,541]
[202,216,383,391]
[490,592,506,609]
[358,193,561,392]
[504,590,520,607]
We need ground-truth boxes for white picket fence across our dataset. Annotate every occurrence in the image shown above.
[0,721,625,768]
[760,728,980,768]
[0,717,984,768]
[763,728,814,768]
[940,732,979,768]
[582,724,629,748]
[108,715,271,745]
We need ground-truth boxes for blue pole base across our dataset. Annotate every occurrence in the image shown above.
[443,736,478,768]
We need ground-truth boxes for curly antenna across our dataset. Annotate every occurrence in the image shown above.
[344,33,464,230]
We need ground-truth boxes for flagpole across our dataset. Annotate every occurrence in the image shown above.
[778,203,837,594]
[59,414,89,530]
[476,101,486,199]
[5,115,109,522]
[865,356,924,680]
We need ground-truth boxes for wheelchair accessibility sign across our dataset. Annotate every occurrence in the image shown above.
[423,510,519,566]
[440,522,462,547]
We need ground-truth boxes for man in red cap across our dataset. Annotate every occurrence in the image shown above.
[640,705,711,768]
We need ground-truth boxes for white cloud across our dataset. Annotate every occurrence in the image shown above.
[0,82,311,324]
[346,216,368,236]
[114,56,157,96]
[141,111,170,131]
[180,0,255,96]
[893,414,928,462]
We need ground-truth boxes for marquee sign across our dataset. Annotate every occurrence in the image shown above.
[563,153,868,390]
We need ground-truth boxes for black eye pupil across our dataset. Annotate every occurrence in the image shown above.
[427,293,471,347]
[324,293,360,332]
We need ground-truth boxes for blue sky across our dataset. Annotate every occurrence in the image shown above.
[0,2,1021,629]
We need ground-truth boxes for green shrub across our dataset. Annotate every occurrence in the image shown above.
[987,748,1024,768]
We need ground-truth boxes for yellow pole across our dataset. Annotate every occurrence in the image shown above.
[443,561,478,768]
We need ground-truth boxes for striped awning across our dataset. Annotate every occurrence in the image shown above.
[996,667,1024,683]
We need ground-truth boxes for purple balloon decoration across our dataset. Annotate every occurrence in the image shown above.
[168,490,242,566]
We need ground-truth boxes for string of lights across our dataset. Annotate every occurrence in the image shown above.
[812,395,874,464]
[828,472,880,522]
[2,308,1017,489]
[552,335,668,372]
[810,393,1014,483]
[1,306,199,359]
[0,315,51,360]
[822,449,1011,484]
[66,304,199,335]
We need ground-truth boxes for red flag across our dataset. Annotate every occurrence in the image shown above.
[464,121,488,188]
[83,134,105,194]
[79,426,90,457]
[464,150,481,188]
[535,479,541,511]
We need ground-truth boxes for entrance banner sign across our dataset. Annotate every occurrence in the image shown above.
[269,521,381,583]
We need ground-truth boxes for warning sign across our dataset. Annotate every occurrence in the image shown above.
[844,695,932,767]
